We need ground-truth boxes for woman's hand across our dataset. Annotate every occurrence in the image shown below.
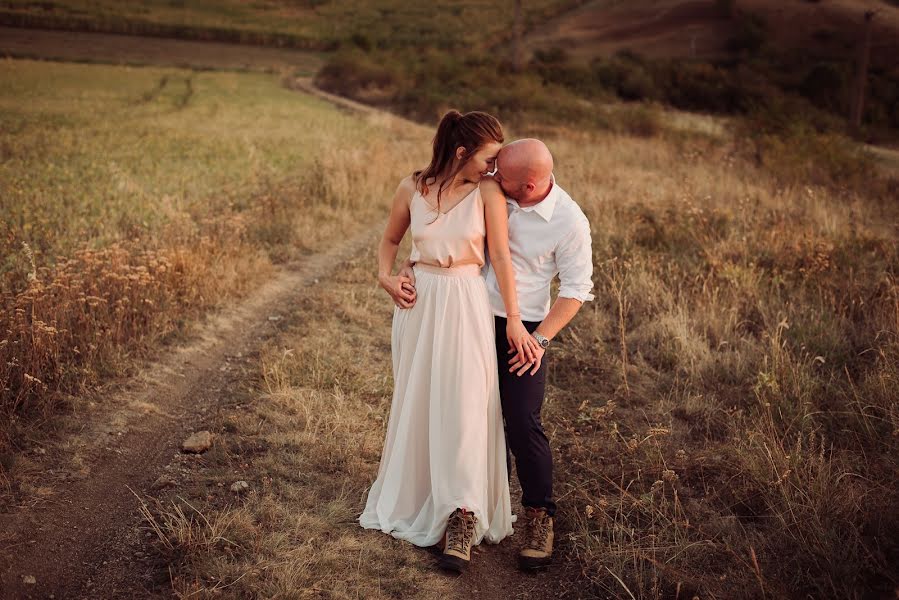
[508,337,545,376]
[506,317,539,367]
[379,274,416,309]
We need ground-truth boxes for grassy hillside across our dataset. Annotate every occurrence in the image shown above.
[0,0,576,49]
[309,1,899,144]
[0,59,427,454]
[527,0,899,67]
[7,0,896,140]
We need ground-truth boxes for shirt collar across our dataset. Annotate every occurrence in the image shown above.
[506,173,558,222]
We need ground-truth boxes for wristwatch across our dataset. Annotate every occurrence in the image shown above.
[533,331,551,349]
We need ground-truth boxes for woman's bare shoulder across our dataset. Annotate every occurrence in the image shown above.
[479,177,505,204]
[393,175,418,204]
[398,174,418,190]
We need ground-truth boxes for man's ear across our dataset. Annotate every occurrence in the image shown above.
[455,146,466,160]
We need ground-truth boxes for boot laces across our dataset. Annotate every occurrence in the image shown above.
[447,510,475,554]
[525,511,549,550]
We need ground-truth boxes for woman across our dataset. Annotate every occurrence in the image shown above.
[359,110,538,572]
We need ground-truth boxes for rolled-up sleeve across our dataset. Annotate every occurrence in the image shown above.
[556,216,595,302]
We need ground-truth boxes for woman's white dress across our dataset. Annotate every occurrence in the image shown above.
[359,184,513,547]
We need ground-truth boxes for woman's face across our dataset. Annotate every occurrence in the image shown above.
[460,141,502,181]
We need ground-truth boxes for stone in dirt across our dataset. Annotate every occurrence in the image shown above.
[181,431,214,453]
[151,474,177,490]
[230,480,249,494]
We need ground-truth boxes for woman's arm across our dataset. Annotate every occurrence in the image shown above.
[482,178,538,362]
[378,176,416,308]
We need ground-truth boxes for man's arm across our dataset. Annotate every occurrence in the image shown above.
[534,297,584,340]
[509,214,594,375]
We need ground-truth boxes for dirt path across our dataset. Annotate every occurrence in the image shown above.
[0,225,381,598]
[0,224,574,599]
[0,25,321,73]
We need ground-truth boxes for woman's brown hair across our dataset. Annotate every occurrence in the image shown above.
[413,110,504,214]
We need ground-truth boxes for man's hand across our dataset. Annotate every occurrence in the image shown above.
[507,334,545,376]
[396,261,417,308]
[379,274,416,309]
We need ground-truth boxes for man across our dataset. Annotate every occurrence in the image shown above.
[481,138,594,570]
[400,138,594,571]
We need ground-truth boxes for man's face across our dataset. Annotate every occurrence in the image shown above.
[493,153,524,200]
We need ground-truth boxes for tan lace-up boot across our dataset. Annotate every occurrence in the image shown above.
[519,506,554,570]
[438,508,477,572]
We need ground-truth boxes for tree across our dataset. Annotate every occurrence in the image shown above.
[512,0,524,72]
[849,11,875,134]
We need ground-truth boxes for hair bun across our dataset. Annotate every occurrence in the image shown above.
[442,109,463,125]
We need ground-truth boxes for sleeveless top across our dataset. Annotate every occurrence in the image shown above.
[408,184,486,269]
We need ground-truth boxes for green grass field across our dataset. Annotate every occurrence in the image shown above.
[0,59,408,271]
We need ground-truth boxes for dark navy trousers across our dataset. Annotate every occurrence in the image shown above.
[494,316,557,517]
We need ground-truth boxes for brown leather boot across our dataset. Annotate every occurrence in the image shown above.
[518,506,553,570]
[438,508,477,573]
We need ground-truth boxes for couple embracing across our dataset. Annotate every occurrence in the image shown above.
[359,110,594,573]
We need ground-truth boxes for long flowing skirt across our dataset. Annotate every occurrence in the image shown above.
[359,263,513,547]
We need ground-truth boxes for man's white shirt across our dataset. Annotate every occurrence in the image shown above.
[484,175,595,322]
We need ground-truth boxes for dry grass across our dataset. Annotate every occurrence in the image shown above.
[137,249,456,599]
[145,122,898,598]
[542,130,899,598]
[4,56,897,597]
[0,59,426,456]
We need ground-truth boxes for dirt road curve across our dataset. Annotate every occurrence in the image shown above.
[0,225,380,599]
[0,25,321,73]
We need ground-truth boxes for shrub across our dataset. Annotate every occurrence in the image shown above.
[727,13,767,55]
[613,103,662,138]
[715,0,736,17]
[738,112,876,189]
[314,50,403,103]
[799,62,847,112]
[592,54,658,101]
[658,61,746,113]
[533,46,569,65]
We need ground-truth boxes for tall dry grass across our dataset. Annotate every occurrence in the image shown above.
[542,129,898,598]
[143,121,898,598]
[135,243,458,599]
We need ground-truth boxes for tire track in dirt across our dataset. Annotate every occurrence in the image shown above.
[0,225,381,599]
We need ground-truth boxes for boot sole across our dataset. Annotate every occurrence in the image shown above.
[518,555,551,571]
[437,554,469,573]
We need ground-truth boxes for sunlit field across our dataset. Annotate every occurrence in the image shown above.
[0,59,425,452]
[140,122,899,597]
[1,53,897,597]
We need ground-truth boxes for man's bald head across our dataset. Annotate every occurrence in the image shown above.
[495,138,554,203]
